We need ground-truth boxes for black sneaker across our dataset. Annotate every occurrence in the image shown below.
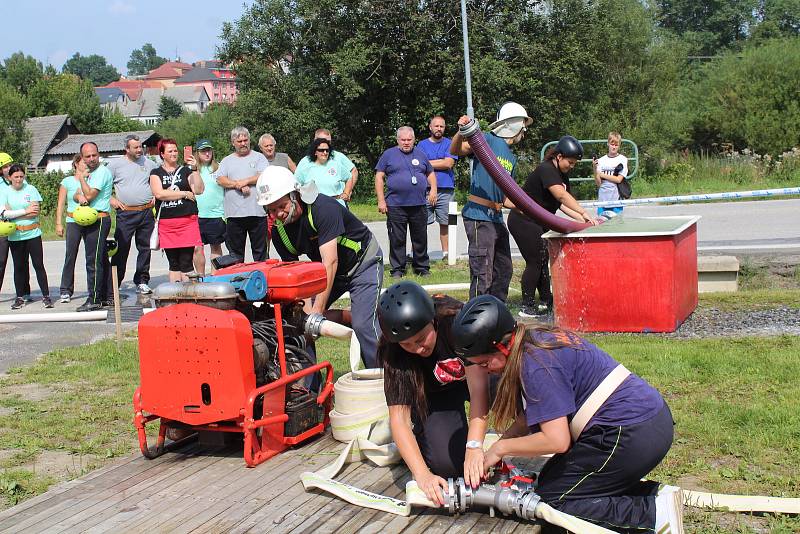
[102,298,116,308]
[391,272,405,279]
[415,270,431,277]
[518,304,552,319]
[42,297,54,308]
[77,299,103,312]
[11,297,24,310]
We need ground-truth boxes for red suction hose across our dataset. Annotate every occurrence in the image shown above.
[459,119,591,234]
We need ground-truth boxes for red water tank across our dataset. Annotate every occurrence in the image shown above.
[545,217,699,333]
[215,259,327,302]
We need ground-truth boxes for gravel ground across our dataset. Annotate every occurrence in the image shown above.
[668,306,800,339]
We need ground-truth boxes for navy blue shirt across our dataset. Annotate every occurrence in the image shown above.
[462,133,517,223]
[520,330,664,432]
[375,146,433,207]
[417,137,458,189]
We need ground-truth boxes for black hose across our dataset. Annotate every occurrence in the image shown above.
[459,120,592,234]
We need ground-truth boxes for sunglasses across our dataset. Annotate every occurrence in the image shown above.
[316,148,330,153]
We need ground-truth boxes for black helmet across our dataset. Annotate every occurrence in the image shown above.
[555,135,583,159]
[378,281,435,343]
[452,295,516,358]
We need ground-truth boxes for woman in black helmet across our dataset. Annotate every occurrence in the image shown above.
[508,135,602,318]
[452,295,680,534]
[377,281,487,506]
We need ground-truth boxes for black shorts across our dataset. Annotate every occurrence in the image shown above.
[198,217,226,245]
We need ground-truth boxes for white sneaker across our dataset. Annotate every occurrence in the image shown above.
[136,283,153,294]
[59,294,71,304]
[655,485,684,534]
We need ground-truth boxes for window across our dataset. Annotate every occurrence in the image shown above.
[213,81,218,88]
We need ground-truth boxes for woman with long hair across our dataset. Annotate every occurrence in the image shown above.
[376,281,482,505]
[452,295,681,533]
[190,139,226,275]
[2,164,52,309]
[507,135,601,318]
[149,138,204,282]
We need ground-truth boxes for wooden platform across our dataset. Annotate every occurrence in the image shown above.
[0,432,543,533]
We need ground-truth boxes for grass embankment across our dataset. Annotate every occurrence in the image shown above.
[1,266,799,532]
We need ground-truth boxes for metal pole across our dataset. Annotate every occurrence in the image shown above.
[460,0,474,119]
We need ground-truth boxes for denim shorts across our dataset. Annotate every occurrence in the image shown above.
[427,188,455,225]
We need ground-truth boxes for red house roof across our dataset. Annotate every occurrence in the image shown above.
[145,61,193,80]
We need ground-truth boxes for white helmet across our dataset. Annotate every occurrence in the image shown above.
[488,101,533,139]
[256,166,319,206]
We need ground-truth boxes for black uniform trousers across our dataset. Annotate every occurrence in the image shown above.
[59,222,82,296]
[507,211,552,307]
[225,216,267,262]
[9,236,49,298]
[386,205,429,275]
[111,209,155,287]
[463,218,512,302]
[413,386,469,479]
[536,403,674,533]
[82,217,112,304]
[0,236,9,294]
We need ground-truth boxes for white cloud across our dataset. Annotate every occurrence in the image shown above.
[108,0,136,15]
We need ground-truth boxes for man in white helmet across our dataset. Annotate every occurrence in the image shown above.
[256,167,383,368]
[449,102,531,302]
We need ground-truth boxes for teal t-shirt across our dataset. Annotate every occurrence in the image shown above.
[295,154,353,206]
[462,133,518,223]
[61,175,81,224]
[86,164,113,213]
[196,166,225,219]
[6,183,42,241]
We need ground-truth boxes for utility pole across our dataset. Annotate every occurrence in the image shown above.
[460,0,474,119]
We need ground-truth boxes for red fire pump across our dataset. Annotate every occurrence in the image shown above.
[133,259,335,467]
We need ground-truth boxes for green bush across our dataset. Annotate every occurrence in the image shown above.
[25,171,63,216]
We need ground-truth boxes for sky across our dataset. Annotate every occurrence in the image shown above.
[0,0,252,74]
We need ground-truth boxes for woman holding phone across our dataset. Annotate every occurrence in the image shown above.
[150,139,204,282]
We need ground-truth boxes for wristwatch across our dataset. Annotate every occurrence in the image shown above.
[465,440,483,450]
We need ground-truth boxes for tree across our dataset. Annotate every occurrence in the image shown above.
[157,104,237,156]
[0,52,44,95]
[26,73,103,132]
[63,53,120,86]
[158,96,184,120]
[127,43,167,76]
[0,80,31,164]
[655,0,757,54]
[99,108,146,133]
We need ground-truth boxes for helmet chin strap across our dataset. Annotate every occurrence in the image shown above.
[285,191,298,223]
[493,329,517,358]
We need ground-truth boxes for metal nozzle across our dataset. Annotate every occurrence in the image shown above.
[303,312,326,338]
[458,118,480,137]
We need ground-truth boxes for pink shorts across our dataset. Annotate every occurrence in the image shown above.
[159,215,202,249]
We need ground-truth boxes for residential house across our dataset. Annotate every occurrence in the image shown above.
[144,61,193,88]
[95,87,128,109]
[24,114,80,170]
[102,79,163,101]
[174,66,238,104]
[45,131,161,171]
[115,86,210,125]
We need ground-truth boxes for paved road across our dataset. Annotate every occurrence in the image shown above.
[1,198,798,372]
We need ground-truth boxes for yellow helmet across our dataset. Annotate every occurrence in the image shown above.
[0,153,12,168]
[72,206,99,226]
[0,221,17,237]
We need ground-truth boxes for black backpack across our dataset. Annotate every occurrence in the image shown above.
[613,163,632,199]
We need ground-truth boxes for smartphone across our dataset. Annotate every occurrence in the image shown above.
[183,146,193,162]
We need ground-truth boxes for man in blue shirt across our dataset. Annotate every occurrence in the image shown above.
[374,127,437,278]
[449,102,532,301]
[418,116,458,259]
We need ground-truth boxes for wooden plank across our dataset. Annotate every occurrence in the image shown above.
[285,462,407,533]
[226,462,366,533]
[132,435,337,533]
[0,444,205,533]
[10,445,221,534]
[76,447,244,533]
[0,445,199,531]
[185,435,340,533]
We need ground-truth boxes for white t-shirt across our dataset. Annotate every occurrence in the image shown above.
[597,154,628,203]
